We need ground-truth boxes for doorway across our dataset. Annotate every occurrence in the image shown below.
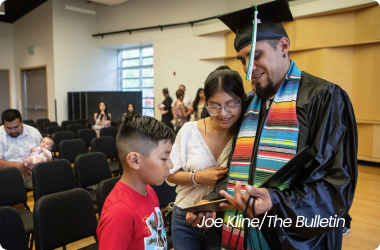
[21,67,48,121]
[0,70,10,112]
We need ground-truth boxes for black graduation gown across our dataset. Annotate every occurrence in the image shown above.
[204,71,358,250]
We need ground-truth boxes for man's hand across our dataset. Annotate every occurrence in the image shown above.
[219,181,272,217]
[195,166,228,186]
[186,200,216,229]
[16,162,32,177]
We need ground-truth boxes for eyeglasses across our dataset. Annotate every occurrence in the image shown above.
[205,103,241,116]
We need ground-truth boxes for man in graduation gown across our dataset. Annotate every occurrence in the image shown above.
[186,0,358,249]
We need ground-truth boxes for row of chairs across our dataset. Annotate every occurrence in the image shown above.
[0,158,177,249]
[56,135,120,175]
[0,156,120,249]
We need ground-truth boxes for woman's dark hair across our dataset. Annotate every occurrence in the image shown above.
[96,102,111,120]
[162,88,169,95]
[204,65,245,105]
[127,103,135,114]
[192,88,204,113]
[203,65,246,133]
[176,89,184,99]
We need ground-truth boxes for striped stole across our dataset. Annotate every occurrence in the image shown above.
[222,61,301,250]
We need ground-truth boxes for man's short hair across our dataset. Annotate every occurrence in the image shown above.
[1,109,22,123]
[116,113,175,163]
[260,39,279,50]
[179,85,186,90]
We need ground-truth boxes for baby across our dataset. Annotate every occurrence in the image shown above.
[23,137,54,170]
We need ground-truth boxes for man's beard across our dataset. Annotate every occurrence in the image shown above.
[254,77,276,101]
[10,132,19,138]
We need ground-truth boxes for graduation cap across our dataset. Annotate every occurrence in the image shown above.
[218,0,293,80]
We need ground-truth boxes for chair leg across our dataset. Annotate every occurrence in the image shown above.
[28,233,34,250]
[63,245,67,250]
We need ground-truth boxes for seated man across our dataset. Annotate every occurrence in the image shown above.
[0,109,42,188]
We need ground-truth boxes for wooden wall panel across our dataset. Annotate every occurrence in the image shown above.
[357,124,380,162]
[294,12,355,49]
[354,6,380,43]
[352,43,380,122]
[290,47,354,95]
[225,32,236,57]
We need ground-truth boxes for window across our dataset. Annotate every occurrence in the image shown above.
[118,46,154,117]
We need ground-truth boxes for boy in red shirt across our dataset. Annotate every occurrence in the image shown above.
[97,113,175,250]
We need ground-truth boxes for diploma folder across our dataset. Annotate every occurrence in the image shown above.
[182,146,314,213]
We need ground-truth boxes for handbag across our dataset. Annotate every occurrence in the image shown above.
[161,186,195,237]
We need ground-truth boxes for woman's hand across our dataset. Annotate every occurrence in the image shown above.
[195,166,228,186]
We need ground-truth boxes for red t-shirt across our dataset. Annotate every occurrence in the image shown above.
[97,181,167,250]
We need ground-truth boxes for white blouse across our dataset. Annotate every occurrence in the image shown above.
[167,121,232,208]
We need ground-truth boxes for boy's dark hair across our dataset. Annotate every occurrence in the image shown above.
[1,109,23,123]
[116,113,175,163]
[162,88,169,95]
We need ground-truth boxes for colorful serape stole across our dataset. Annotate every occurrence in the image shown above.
[222,61,301,250]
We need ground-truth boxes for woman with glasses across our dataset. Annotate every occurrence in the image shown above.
[167,66,246,250]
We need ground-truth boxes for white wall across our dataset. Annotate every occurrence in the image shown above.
[12,1,55,119]
[0,22,15,109]
[52,0,118,123]
[93,0,228,119]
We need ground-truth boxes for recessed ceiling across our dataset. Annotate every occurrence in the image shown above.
[90,0,128,5]
[0,0,48,23]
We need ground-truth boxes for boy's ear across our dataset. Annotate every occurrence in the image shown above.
[126,152,141,170]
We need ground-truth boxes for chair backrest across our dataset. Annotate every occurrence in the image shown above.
[96,176,121,217]
[23,119,34,125]
[74,152,111,188]
[53,131,75,152]
[85,122,93,128]
[110,121,118,127]
[61,120,76,130]
[46,125,64,136]
[67,124,84,138]
[152,182,177,209]
[36,118,50,129]
[99,127,118,139]
[32,160,76,202]
[33,189,98,250]
[0,167,28,207]
[43,121,58,133]
[59,139,87,163]
[91,136,118,159]
[0,207,29,250]
[27,122,40,129]
[75,119,88,128]
[78,129,97,148]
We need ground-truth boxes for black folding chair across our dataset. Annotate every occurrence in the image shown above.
[0,206,30,250]
[52,131,75,158]
[43,121,58,133]
[59,139,87,164]
[36,119,50,130]
[96,176,121,218]
[67,124,84,138]
[23,119,34,125]
[75,119,88,128]
[111,121,118,127]
[74,152,112,209]
[78,129,97,150]
[46,126,64,138]
[33,189,99,250]
[152,181,177,209]
[0,167,34,249]
[91,136,120,175]
[99,127,118,139]
[32,160,76,202]
[61,120,76,131]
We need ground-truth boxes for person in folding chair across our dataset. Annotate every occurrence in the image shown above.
[186,0,358,249]
[0,109,42,189]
